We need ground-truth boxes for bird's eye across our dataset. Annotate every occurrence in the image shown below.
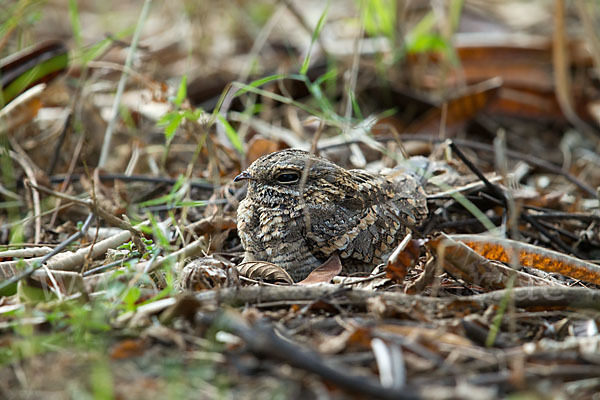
[276,172,300,184]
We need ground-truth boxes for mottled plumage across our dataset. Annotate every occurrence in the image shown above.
[235,149,428,281]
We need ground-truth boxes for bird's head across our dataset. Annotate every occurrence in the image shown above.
[235,149,350,207]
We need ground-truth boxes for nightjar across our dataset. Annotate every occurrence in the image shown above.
[235,149,428,281]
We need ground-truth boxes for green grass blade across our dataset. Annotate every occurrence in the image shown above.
[217,114,244,154]
[136,176,185,207]
[174,75,187,107]
[68,0,82,50]
[1,52,68,105]
[300,4,329,75]
[235,73,286,97]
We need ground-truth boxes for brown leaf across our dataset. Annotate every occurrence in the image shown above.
[0,84,43,131]
[406,78,502,135]
[237,261,294,284]
[346,326,374,349]
[487,87,563,119]
[386,239,421,283]
[245,136,287,165]
[110,339,146,359]
[413,38,594,121]
[448,42,557,92]
[319,326,374,354]
[297,254,342,285]
[404,259,438,294]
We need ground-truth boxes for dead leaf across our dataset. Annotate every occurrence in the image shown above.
[237,261,294,284]
[245,136,287,165]
[386,239,421,283]
[406,78,502,135]
[404,259,438,294]
[110,339,147,359]
[346,326,374,349]
[488,87,563,120]
[0,84,43,131]
[297,254,343,285]
[455,45,553,91]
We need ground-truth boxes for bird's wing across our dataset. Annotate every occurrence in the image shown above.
[307,170,427,263]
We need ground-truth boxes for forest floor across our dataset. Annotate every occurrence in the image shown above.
[2,1,600,399]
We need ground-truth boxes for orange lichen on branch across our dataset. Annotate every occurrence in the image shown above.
[429,235,562,289]
[449,234,600,285]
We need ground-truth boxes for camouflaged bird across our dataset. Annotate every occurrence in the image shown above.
[235,149,428,281]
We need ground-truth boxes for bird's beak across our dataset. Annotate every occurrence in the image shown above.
[234,170,254,182]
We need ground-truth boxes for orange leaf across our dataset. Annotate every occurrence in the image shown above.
[406,78,502,135]
[245,136,286,165]
[110,339,146,359]
[346,326,373,349]
[386,239,421,283]
[0,85,43,131]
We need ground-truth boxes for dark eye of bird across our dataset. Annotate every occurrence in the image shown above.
[276,172,300,184]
